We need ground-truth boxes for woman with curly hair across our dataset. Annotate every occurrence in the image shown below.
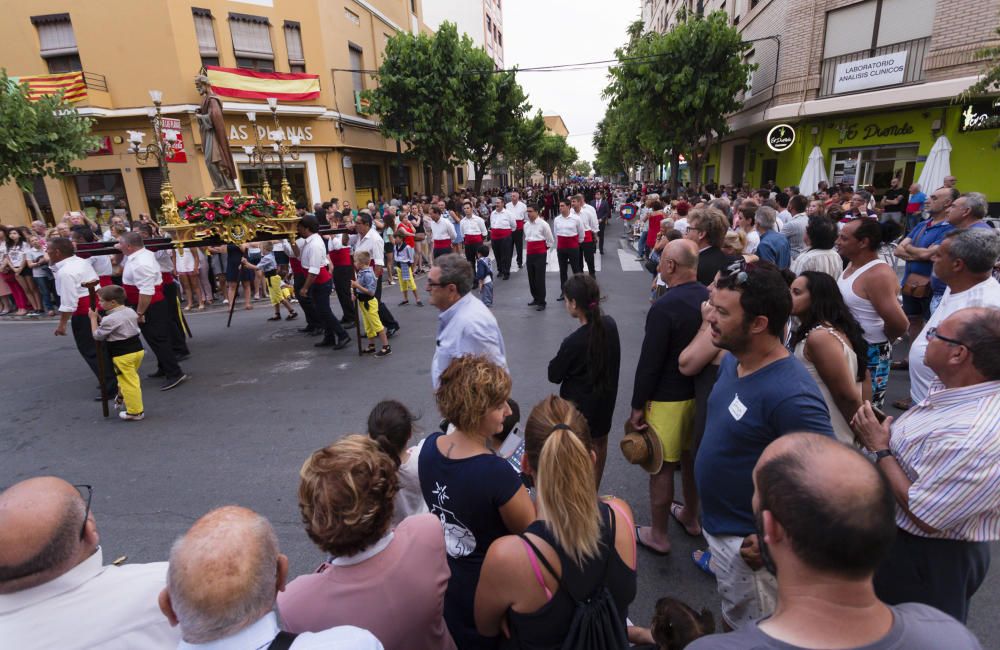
[419,354,536,649]
[278,434,455,650]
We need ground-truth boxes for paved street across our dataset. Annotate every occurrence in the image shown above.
[1,226,997,644]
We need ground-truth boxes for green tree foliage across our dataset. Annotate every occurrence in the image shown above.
[571,160,592,177]
[506,111,547,186]
[0,70,98,219]
[535,133,576,184]
[593,103,642,180]
[603,12,753,191]
[958,21,1000,147]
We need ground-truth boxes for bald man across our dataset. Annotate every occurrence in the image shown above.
[159,506,381,649]
[690,433,981,649]
[629,239,709,554]
[0,477,179,649]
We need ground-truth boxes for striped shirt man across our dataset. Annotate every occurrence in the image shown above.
[889,378,1000,541]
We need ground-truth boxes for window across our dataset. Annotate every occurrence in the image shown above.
[456,167,465,184]
[229,13,273,71]
[32,13,82,73]
[410,0,417,14]
[823,0,934,58]
[496,31,502,47]
[345,9,360,26]
[486,15,492,34]
[192,8,219,68]
[349,45,365,95]
[284,21,305,73]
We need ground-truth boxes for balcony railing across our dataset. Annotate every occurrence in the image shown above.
[819,36,929,98]
[82,71,108,92]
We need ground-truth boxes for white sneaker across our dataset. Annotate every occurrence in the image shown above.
[119,411,145,421]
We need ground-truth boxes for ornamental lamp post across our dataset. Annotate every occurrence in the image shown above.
[265,98,300,217]
[242,110,275,201]
[127,90,182,225]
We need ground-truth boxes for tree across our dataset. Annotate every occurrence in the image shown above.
[535,133,575,185]
[571,160,592,177]
[505,111,547,186]
[460,47,530,194]
[958,21,1000,147]
[365,23,468,194]
[593,104,642,181]
[604,11,753,192]
[0,70,98,221]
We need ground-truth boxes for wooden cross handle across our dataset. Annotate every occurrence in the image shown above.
[82,279,100,310]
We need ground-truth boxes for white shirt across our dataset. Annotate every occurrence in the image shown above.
[155,249,174,273]
[674,217,689,235]
[575,205,599,234]
[909,277,1000,402]
[432,293,507,389]
[177,611,381,650]
[428,216,457,243]
[0,547,180,650]
[89,255,113,277]
[51,255,99,313]
[790,248,843,279]
[777,208,792,226]
[523,218,555,248]
[327,233,349,253]
[489,209,514,231]
[460,215,487,237]
[173,249,196,274]
[744,229,760,255]
[553,213,586,241]
[356,228,385,267]
[122,248,161,296]
[505,200,528,224]
[300,233,328,276]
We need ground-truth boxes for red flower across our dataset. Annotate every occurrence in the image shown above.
[223,194,234,208]
[252,209,262,217]
[200,201,210,208]
[218,208,231,216]
[206,211,216,220]
[177,200,188,209]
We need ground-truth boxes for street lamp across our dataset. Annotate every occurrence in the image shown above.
[127,90,181,225]
[266,98,300,216]
[242,110,276,201]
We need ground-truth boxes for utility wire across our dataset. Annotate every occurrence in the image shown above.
[329,51,681,76]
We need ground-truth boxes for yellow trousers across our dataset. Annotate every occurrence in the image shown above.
[396,266,417,292]
[358,297,384,339]
[113,350,145,415]
[266,274,284,306]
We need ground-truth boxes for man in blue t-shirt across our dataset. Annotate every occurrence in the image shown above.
[695,264,834,629]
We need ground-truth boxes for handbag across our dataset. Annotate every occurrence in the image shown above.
[902,273,931,298]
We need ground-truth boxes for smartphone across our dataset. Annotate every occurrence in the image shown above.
[872,405,888,423]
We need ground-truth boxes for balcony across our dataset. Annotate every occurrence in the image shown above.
[819,37,929,98]
[76,71,113,109]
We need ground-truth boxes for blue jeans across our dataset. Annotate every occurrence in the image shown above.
[480,282,493,307]
[32,275,54,311]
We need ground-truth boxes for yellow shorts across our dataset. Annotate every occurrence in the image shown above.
[266,274,283,306]
[645,399,695,463]
[396,266,417,292]
[358,297,383,339]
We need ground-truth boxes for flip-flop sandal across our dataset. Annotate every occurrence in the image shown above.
[670,501,703,537]
[285,312,298,320]
[692,549,715,577]
[635,525,669,556]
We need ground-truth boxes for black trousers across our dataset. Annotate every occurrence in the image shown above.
[374,272,398,330]
[526,253,547,305]
[464,242,478,268]
[598,220,607,254]
[494,237,513,276]
[139,299,183,379]
[512,229,524,267]
[332,266,355,323]
[293,273,319,330]
[581,241,597,276]
[71,314,118,393]
[161,280,190,357]
[310,279,348,342]
[557,247,582,295]
[874,528,991,624]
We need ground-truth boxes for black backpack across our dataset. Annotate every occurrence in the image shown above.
[517,511,628,650]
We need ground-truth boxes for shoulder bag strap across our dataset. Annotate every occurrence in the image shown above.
[267,631,299,650]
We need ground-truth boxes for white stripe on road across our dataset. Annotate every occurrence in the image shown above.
[618,249,646,272]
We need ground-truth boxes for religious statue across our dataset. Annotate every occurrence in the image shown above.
[194,75,238,193]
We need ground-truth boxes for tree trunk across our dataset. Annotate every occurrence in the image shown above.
[670,151,681,196]
[473,163,484,196]
[25,187,48,225]
[432,163,446,196]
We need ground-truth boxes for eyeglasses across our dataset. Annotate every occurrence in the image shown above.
[74,484,93,539]
[925,327,966,347]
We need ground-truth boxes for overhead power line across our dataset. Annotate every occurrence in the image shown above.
[329,51,681,77]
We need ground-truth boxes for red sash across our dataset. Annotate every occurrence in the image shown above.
[123,282,164,307]
[329,248,352,267]
[289,257,304,275]
[491,228,512,240]
[160,272,174,285]
[99,275,112,287]
[584,231,594,243]
[73,295,91,316]
[515,220,525,231]
[464,234,484,245]
[314,267,332,284]
[433,239,453,250]
[527,240,548,255]
[557,235,580,250]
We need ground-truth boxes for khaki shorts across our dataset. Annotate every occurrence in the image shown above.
[704,530,778,628]
[645,399,695,463]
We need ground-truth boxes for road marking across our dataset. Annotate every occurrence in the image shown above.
[618,249,646,272]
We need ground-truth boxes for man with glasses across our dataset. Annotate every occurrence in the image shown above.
[426,253,506,389]
[0,478,179,648]
[854,306,1000,623]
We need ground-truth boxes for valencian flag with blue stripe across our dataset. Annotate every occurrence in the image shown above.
[205,65,320,102]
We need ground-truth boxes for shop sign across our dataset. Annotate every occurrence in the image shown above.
[766,124,796,152]
[834,120,914,143]
[228,124,314,143]
[833,51,907,94]
[342,156,353,169]
[87,136,113,156]
[959,100,1000,133]
[162,117,187,163]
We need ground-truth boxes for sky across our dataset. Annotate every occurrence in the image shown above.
[503,0,640,166]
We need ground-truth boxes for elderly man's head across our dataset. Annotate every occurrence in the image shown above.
[931,229,1000,287]
[924,307,1000,387]
[426,253,473,311]
[159,506,286,644]
[0,477,96,594]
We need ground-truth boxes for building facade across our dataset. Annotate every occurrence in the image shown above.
[1,0,431,227]
[644,0,1000,206]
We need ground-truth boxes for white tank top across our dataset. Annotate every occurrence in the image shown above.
[837,258,887,344]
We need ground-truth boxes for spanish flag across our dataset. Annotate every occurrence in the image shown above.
[14,71,87,103]
[205,66,320,102]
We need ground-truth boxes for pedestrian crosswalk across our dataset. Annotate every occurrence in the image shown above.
[484,244,656,273]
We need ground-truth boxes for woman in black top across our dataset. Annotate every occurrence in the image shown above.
[547,273,621,486]
[474,396,637,649]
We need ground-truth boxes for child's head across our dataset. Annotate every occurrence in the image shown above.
[97,284,127,310]
[650,597,714,649]
[260,241,273,253]
[353,250,371,269]
[29,235,42,249]
[367,400,419,466]
[477,245,490,259]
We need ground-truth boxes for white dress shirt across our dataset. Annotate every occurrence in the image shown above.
[428,216,457,244]
[177,611,381,650]
[51,255,99,313]
[0,547,180,650]
[523,218,555,248]
[155,249,174,273]
[460,216,488,237]
[299,233,328,276]
[432,293,507,389]
[356,228,385,267]
[575,205,599,234]
[489,209,514,231]
[89,254,113,277]
[553,213,586,242]
[123,248,163,296]
[505,201,528,224]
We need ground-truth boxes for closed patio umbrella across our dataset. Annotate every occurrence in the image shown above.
[916,136,952,194]
[798,146,830,195]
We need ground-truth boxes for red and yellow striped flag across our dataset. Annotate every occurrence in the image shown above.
[14,71,88,103]
[205,65,320,102]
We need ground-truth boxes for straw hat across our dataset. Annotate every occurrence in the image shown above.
[620,419,664,474]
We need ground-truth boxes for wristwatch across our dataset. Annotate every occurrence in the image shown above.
[874,449,893,462]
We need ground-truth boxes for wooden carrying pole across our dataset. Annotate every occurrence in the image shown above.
[82,280,110,418]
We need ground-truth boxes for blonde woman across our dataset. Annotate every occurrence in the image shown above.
[475,395,637,646]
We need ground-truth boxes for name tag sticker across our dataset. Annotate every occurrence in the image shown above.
[729,394,747,421]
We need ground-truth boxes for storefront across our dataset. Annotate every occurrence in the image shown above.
[73,170,130,223]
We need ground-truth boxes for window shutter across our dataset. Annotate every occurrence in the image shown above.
[284,21,304,66]
[193,9,218,57]
[32,14,78,58]
[229,14,273,60]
